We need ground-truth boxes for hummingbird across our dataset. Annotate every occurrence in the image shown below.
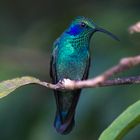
[50,16,119,134]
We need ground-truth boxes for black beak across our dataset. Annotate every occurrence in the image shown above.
[96,27,120,41]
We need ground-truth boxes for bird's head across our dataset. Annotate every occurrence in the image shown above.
[66,16,119,41]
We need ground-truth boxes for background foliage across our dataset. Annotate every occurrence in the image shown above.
[0,0,140,140]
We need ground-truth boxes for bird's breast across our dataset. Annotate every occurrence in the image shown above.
[56,43,89,81]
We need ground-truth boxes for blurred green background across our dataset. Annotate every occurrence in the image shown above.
[0,0,140,140]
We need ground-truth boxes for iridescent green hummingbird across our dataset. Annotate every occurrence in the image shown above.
[50,16,119,134]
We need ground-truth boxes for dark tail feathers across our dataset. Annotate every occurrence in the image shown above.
[54,111,75,134]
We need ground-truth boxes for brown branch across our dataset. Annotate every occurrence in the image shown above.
[37,55,140,90]
[97,76,140,86]
[129,21,140,33]
[0,55,139,99]
[37,76,140,90]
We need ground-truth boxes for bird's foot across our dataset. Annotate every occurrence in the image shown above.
[55,79,65,91]
[56,78,75,91]
[56,78,76,91]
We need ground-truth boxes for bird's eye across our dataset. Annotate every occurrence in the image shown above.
[80,22,86,28]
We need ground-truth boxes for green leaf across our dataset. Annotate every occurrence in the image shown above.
[99,100,140,140]
[0,76,41,98]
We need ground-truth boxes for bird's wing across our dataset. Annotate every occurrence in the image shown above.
[82,54,90,80]
[50,40,59,83]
